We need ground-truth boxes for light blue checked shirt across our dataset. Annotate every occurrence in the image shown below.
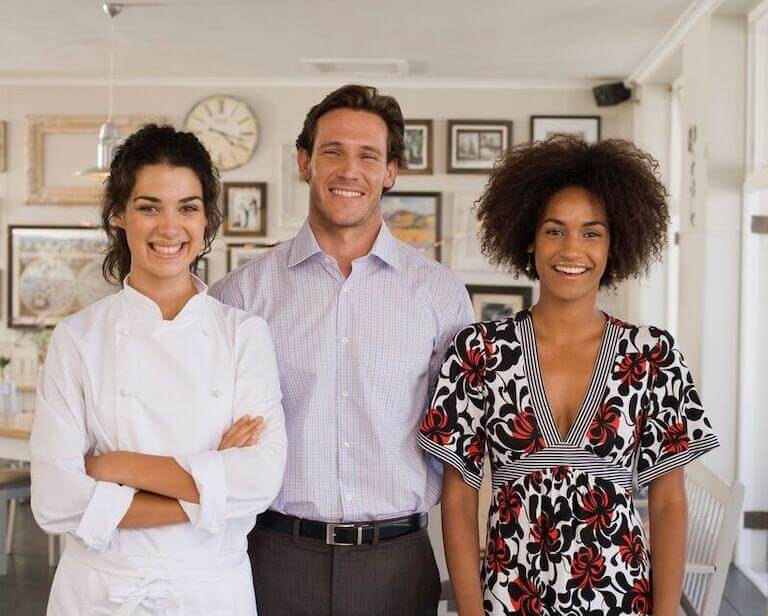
[211,220,473,522]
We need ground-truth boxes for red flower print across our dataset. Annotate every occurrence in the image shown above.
[485,528,512,574]
[497,484,523,524]
[509,576,543,616]
[530,513,561,556]
[632,409,646,452]
[466,435,485,467]
[507,409,545,455]
[616,352,648,389]
[587,402,620,446]
[569,546,606,591]
[460,347,486,389]
[618,531,646,569]
[662,422,690,454]
[575,486,614,533]
[552,466,571,482]
[419,407,452,445]
[627,578,652,614]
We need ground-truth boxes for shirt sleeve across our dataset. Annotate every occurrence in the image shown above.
[30,323,137,552]
[419,323,488,490]
[175,317,286,533]
[634,329,720,488]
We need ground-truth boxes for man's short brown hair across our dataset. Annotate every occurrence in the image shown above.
[296,84,407,170]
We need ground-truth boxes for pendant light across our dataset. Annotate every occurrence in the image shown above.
[76,3,124,179]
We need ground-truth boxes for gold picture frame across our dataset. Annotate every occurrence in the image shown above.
[0,121,6,173]
[25,114,163,205]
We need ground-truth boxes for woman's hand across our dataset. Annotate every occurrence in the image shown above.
[218,415,264,450]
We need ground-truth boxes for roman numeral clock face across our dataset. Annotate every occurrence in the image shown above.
[184,95,258,171]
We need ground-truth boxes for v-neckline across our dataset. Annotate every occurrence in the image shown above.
[519,310,619,447]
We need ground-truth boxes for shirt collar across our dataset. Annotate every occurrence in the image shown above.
[288,219,400,270]
[120,273,208,321]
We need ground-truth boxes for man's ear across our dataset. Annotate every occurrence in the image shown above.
[297,148,311,183]
[383,158,398,190]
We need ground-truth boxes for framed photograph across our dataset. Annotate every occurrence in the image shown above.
[381,191,442,261]
[227,242,277,273]
[193,256,210,284]
[223,182,267,236]
[401,119,433,175]
[0,120,6,173]
[7,225,118,328]
[466,284,533,322]
[530,115,601,144]
[447,120,512,174]
[25,114,163,205]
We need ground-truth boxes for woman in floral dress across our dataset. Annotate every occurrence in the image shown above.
[420,136,719,615]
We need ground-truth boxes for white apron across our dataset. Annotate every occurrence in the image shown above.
[31,278,286,615]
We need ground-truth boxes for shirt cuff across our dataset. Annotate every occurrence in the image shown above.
[74,481,137,552]
[174,450,226,533]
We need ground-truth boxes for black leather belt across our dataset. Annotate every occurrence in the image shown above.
[256,509,427,546]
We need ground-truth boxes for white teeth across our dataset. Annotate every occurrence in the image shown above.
[151,243,184,255]
[331,189,363,198]
[555,265,587,275]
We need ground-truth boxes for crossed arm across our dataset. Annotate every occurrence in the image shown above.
[84,416,264,529]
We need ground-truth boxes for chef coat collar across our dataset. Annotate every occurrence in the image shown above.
[120,273,208,322]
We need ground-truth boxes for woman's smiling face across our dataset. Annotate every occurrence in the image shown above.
[532,186,610,303]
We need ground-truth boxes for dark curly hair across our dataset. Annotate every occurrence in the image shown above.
[101,124,222,284]
[296,84,406,191]
[475,135,669,287]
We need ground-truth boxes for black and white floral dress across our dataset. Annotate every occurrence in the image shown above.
[419,310,719,615]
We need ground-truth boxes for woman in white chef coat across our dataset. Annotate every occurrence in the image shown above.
[30,124,287,616]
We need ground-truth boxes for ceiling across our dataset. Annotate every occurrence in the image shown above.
[0,0,747,84]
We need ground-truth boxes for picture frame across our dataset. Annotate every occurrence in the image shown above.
[227,242,277,273]
[25,114,164,205]
[223,181,267,236]
[401,119,433,175]
[381,191,442,261]
[193,256,210,284]
[0,120,6,173]
[466,284,533,322]
[530,115,601,144]
[7,225,118,328]
[447,120,512,174]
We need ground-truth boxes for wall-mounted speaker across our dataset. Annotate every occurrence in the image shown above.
[592,82,632,107]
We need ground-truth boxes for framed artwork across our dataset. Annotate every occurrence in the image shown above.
[7,225,118,328]
[401,119,433,175]
[447,120,512,174]
[466,284,532,322]
[223,181,267,236]
[530,115,601,144]
[193,256,210,284]
[0,120,6,172]
[381,191,442,261]
[227,242,277,273]
[25,114,163,205]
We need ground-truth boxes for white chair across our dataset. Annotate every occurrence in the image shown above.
[681,462,745,616]
[0,467,31,575]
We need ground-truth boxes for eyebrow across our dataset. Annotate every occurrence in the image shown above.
[542,217,607,228]
[133,195,203,203]
[317,141,384,155]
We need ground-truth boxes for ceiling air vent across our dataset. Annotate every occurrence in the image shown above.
[301,58,410,76]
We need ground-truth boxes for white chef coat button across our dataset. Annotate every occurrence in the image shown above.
[340,390,349,398]
[211,389,222,398]
[120,328,130,336]
[119,389,130,398]
[201,329,210,336]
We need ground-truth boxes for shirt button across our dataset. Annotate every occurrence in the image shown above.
[340,336,350,345]
[342,441,351,449]
[341,287,350,294]
[120,328,130,337]
[340,391,349,398]
[211,389,222,398]
[345,494,353,501]
[201,329,210,337]
[119,389,130,397]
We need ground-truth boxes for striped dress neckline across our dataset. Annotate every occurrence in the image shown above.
[518,310,621,448]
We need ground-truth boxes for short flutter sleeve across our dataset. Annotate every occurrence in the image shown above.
[635,328,719,488]
[419,323,489,489]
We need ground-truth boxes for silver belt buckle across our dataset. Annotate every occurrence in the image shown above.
[326,523,363,546]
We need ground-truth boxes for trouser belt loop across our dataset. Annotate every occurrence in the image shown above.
[372,521,380,547]
[292,518,300,544]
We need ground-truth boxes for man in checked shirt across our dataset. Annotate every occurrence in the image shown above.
[211,84,473,615]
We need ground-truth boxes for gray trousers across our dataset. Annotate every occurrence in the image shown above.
[248,524,441,616]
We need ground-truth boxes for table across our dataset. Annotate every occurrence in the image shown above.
[0,412,34,462]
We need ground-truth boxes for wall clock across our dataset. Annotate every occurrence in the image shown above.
[184,95,258,171]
